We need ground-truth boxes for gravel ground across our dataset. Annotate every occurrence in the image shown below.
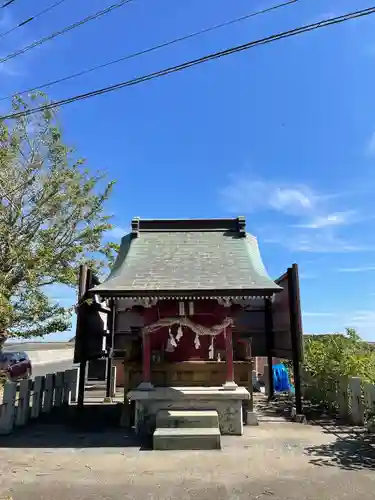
[0,420,374,500]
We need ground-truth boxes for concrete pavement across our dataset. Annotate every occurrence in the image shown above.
[3,343,74,366]
[0,421,374,499]
[31,360,75,379]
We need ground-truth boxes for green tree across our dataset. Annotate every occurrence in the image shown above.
[0,93,118,348]
[303,328,375,384]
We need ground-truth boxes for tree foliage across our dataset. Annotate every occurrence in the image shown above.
[0,93,118,345]
[303,328,375,384]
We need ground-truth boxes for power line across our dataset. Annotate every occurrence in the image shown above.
[2,5,375,121]
[0,0,133,65]
[0,0,69,41]
[0,0,298,102]
[2,0,17,8]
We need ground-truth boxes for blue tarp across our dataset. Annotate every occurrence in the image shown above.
[272,363,292,393]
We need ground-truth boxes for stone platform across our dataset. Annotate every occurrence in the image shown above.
[127,386,252,436]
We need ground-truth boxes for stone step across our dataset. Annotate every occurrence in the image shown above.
[156,410,219,429]
[153,427,221,450]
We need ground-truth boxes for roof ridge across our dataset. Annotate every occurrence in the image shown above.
[131,216,246,235]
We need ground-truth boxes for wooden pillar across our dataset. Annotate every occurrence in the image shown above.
[264,297,274,400]
[105,299,116,399]
[138,329,153,390]
[223,325,237,389]
[77,264,88,410]
[142,331,151,383]
[288,264,303,415]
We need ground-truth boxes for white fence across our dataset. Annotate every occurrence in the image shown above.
[302,373,375,431]
[0,368,79,435]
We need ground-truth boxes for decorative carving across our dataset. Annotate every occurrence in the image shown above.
[217,297,232,308]
[131,297,158,308]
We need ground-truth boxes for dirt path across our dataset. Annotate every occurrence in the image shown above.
[0,420,374,500]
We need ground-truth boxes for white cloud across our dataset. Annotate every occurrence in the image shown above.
[221,174,369,253]
[337,266,375,273]
[277,232,372,253]
[293,211,357,229]
[221,177,318,217]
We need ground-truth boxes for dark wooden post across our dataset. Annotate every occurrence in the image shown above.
[288,264,303,415]
[105,299,116,398]
[142,331,151,385]
[264,297,274,400]
[77,265,88,410]
[224,325,235,385]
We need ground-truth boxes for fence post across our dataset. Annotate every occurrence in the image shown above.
[337,376,349,421]
[349,377,364,426]
[63,370,72,405]
[70,367,79,403]
[364,382,375,432]
[0,382,17,435]
[43,373,54,413]
[364,382,375,413]
[31,376,44,419]
[110,365,117,398]
[16,378,32,427]
[54,371,64,407]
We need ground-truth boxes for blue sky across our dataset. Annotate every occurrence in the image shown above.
[2,0,375,341]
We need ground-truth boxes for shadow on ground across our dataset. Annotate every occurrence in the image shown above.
[305,423,375,471]
[0,404,152,450]
[253,393,294,421]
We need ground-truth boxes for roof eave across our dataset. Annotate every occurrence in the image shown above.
[89,286,282,299]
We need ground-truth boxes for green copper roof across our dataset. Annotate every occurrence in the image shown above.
[91,217,282,297]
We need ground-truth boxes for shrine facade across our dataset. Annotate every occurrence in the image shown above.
[86,216,286,442]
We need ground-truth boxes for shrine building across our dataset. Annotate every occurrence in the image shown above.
[76,216,302,450]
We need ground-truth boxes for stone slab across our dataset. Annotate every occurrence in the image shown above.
[156,409,219,429]
[153,427,221,450]
[128,386,250,401]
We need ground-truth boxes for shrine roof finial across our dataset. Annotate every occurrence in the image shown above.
[132,217,247,234]
[131,217,140,238]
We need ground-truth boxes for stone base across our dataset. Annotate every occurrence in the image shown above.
[246,411,259,426]
[291,407,307,424]
[137,382,154,391]
[222,381,238,391]
[127,386,250,436]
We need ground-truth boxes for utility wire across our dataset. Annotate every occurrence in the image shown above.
[2,0,17,8]
[0,0,133,65]
[2,5,375,121]
[0,0,69,41]
[0,0,297,102]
